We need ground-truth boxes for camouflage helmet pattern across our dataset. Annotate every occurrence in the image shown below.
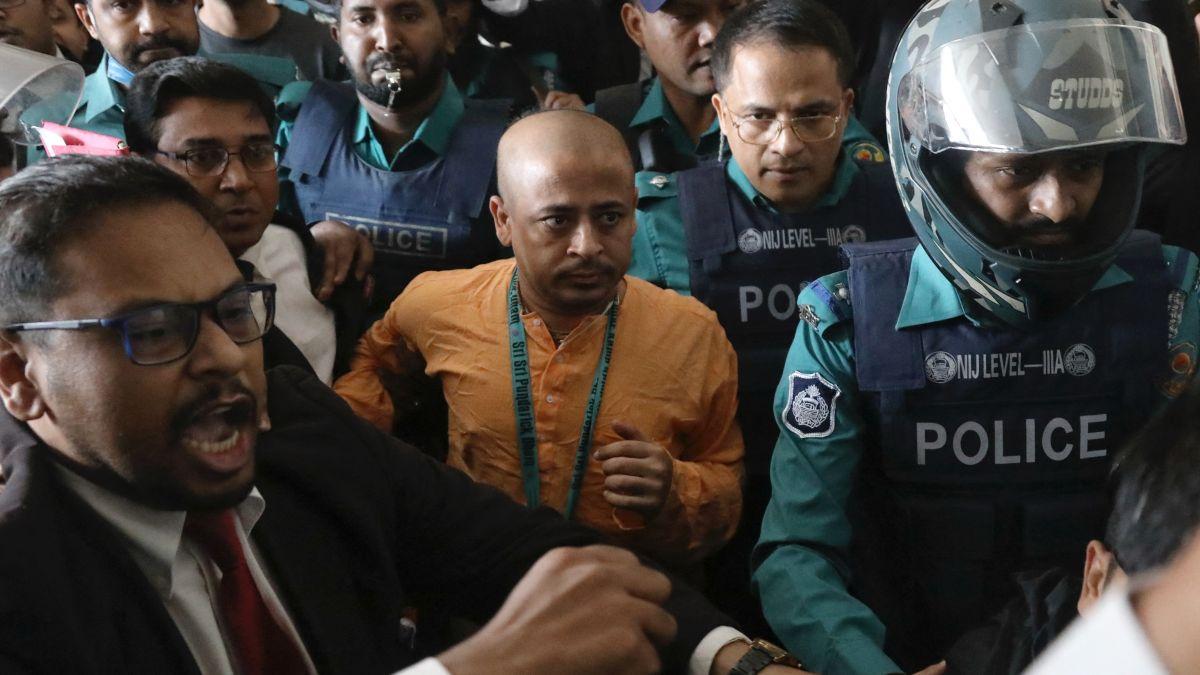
[886,0,1186,325]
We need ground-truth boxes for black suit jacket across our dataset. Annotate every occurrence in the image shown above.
[0,367,729,674]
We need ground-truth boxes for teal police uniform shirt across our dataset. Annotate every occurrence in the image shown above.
[275,74,465,217]
[601,77,724,162]
[71,51,298,139]
[628,115,885,295]
[752,244,1200,675]
[25,50,298,165]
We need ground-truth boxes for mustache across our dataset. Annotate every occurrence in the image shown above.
[129,36,190,61]
[365,53,411,72]
[558,260,617,278]
[170,381,258,438]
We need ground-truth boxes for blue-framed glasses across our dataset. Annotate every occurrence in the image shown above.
[3,283,276,366]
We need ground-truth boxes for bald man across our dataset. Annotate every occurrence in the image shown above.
[335,110,745,570]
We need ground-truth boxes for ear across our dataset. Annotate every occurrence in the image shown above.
[490,195,513,247]
[441,4,468,54]
[1078,539,1113,615]
[839,87,855,135]
[712,93,731,138]
[76,2,99,40]
[329,22,340,46]
[0,333,48,422]
[628,185,639,236]
[619,2,646,50]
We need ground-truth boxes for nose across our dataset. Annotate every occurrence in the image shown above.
[374,16,403,54]
[219,153,253,193]
[567,221,603,259]
[186,313,249,379]
[769,120,805,158]
[137,3,169,36]
[696,17,718,48]
[1027,172,1077,223]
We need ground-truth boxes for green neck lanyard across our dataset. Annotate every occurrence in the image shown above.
[506,268,619,520]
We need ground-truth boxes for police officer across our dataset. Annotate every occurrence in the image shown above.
[65,0,298,140]
[753,1,1199,673]
[625,0,912,634]
[593,0,882,174]
[277,0,510,310]
[443,0,587,112]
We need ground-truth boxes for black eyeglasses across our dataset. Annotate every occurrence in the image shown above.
[3,283,276,366]
[155,142,280,177]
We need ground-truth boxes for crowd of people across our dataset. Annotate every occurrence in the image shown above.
[2,0,1200,673]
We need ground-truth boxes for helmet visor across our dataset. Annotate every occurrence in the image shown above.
[898,19,1186,154]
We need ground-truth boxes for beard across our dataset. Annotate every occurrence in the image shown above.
[123,34,197,70]
[354,49,447,110]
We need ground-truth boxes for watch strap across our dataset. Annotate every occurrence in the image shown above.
[729,642,777,675]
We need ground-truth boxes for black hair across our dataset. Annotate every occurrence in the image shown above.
[123,56,277,156]
[0,137,13,169]
[0,156,220,326]
[1106,379,1200,575]
[711,0,854,91]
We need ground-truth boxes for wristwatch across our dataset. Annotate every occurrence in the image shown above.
[729,638,801,674]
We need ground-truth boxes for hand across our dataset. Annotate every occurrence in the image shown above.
[309,219,374,302]
[438,545,677,675]
[594,421,674,517]
[914,662,946,675]
[540,89,586,111]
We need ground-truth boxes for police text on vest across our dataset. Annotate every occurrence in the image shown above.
[915,415,1108,466]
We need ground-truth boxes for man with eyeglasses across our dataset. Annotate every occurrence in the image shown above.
[124,56,369,384]
[624,0,911,633]
[0,154,803,675]
[590,0,880,175]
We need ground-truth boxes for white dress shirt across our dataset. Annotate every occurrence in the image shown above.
[1025,586,1168,675]
[239,224,337,384]
[56,466,744,675]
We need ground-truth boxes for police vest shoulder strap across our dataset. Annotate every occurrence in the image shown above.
[677,162,737,272]
[278,80,359,177]
[594,81,651,167]
[593,81,647,135]
[1114,229,1168,279]
[1109,229,1172,406]
[435,98,511,217]
[845,237,927,392]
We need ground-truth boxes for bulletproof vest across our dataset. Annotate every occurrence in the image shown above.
[678,161,911,472]
[842,232,1173,668]
[279,80,508,306]
[593,81,703,174]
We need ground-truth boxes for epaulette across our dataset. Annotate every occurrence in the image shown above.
[796,272,853,336]
[276,80,314,123]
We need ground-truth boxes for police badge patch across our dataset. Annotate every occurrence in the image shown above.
[782,372,841,438]
[849,141,886,164]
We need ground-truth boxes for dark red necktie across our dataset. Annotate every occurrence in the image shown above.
[184,510,310,675]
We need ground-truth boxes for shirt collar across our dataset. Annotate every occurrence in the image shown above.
[895,245,1137,329]
[723,152,860,213]
[353,74,464,164]
[55,464,266,599]
[82,53,126,123]
[629,78,720,148]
